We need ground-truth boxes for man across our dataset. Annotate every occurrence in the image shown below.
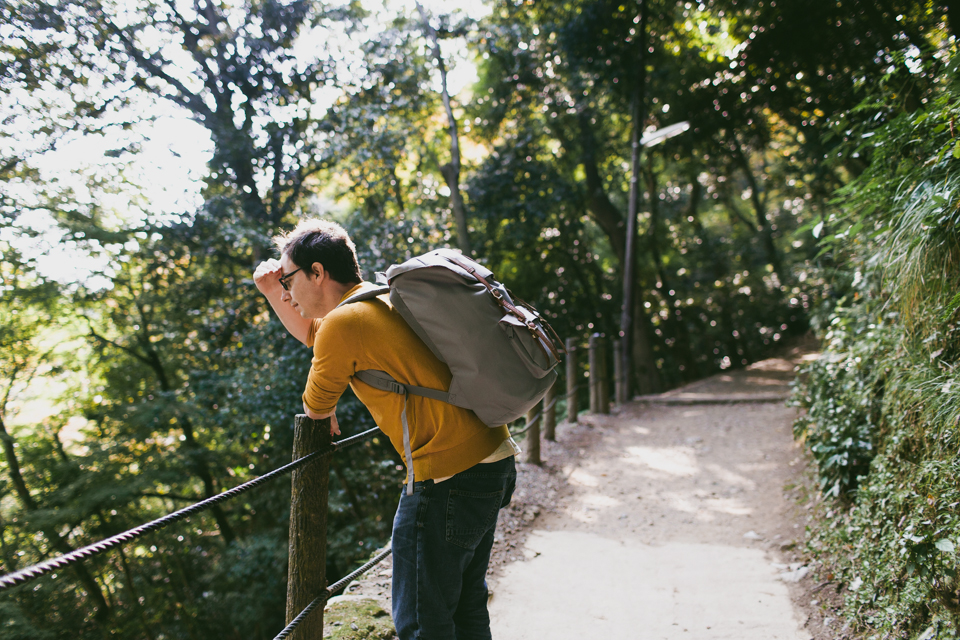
[253,218,518,640]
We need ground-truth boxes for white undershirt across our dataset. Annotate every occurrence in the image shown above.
[433,436,521,484]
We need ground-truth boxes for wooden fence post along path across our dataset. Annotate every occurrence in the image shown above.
[613,338,626,405]
[588,334,611,415]
[543,379,557,441]
[524,402,542,465]
[589,334,599,413]
[286,415,331,640]
[565,337,578,424]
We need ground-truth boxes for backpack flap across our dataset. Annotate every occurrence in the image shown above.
[499,308,559,378]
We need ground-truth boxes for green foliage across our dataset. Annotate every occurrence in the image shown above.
[801,339,960,636]
[467,138,621,340]
[794,44,960,638]
[793,301,890,497]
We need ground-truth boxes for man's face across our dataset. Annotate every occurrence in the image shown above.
[279,253,322,318]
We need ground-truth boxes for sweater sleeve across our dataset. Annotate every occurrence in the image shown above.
[302,313,359,415]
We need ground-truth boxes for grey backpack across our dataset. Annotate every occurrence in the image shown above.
[338,248,563,493]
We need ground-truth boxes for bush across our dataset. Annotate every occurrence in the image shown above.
[793,305,889,497]
[794,65,960,638]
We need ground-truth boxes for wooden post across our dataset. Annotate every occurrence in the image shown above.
[589,333,600,413]
[598,335,610,414]
[286,415,331,640]
[613,339,624,405]
[565,337,578,424]
[543,378,557,442]
[523,401,541,465]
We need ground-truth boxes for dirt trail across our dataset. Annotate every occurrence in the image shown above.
[487,346,820,639]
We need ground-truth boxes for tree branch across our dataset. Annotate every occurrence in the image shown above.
[102,14,213,121]
[88,328,153,369]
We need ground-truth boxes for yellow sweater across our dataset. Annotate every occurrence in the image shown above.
[303,282,509,481]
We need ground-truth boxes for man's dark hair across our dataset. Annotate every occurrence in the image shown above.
[274,219,362,285]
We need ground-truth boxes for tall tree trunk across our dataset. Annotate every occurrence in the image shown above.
[573,111,627,263]
[117,546,157,640]
[179,416,236,544]
[416,4,472,255]
[686,178,741,365]
[128,297,234,543]
[0,414,38,511]
[632,294,660,394]
[731,138,787,288]
[89,323,236,544]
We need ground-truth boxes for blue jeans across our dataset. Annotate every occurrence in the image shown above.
[391,456,517,640]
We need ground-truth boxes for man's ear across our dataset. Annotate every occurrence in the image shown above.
[310,262,326,283]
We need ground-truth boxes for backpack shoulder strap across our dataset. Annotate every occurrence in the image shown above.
[353,370,451,498]
[353,369,449,403]
[337,284,390,308]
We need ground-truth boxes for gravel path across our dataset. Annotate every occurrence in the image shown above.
[341,342,831,639]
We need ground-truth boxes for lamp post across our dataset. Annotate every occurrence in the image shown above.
[619,120,690,400]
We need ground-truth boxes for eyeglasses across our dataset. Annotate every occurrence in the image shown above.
[278,267,303,291]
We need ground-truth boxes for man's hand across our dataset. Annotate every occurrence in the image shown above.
[254,258,284,296]
[254,258,312,345]
[328,412,341,437]
[304,403,341,437]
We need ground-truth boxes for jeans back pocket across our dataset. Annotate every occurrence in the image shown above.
[445,489,504,550]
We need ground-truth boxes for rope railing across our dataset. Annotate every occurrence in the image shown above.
[333,426,381,450]
[274,546,393,640]
[0,426,381,592]
[510,393,559,437]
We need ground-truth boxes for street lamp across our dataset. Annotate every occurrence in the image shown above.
[639,121,690,147]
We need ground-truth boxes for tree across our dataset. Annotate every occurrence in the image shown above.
[415,4,473,255]
[1,2,407,636]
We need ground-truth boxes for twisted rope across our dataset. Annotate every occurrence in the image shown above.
[333,427,380,452]
[0,428,381,591]
[273,547,393,640]
[510,394,560,437]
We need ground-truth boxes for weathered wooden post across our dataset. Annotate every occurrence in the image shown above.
[597,335,610,413]
[565,337,578,424]
[286,414,331,640]
[613,338,626,405]
[523,401,542,465]
[588,333,599,413]
[598,335,610,414]
[543,378,557,442]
